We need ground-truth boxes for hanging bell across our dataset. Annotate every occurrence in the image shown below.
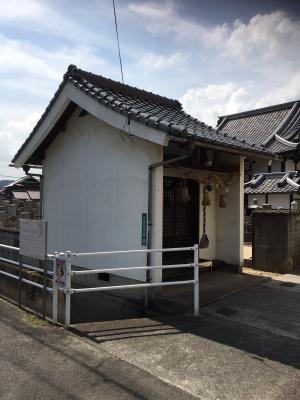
[199,233,209,249]
[206,183,213,192]
[202,191,211,206]
[219,194,227,208]
[181,181,191,203]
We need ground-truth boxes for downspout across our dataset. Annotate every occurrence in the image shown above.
[146,141,195,286]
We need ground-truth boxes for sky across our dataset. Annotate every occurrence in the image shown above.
[1,0,300,178]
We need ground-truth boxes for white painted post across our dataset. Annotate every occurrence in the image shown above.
[52,252,58,324]
[193,244,199,316]
[64,251,72,328]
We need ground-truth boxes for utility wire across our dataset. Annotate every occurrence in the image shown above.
[112,0,132,138]
[113,0,124,84]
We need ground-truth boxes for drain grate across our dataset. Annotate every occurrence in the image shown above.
[280,282,296,287]
[216,307,237,316]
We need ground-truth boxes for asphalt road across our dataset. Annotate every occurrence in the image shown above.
[0,297,196,400]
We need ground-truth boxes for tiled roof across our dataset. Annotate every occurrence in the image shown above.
[245,171,300,194]
[27,191,40,200]
[217,101,300,154]
[13,65,274,164]
[12,190,40,200]
[12,191,30,200]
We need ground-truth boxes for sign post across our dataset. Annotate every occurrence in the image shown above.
[20,219,48,318]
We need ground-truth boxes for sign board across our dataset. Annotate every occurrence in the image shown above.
[141,213,147,246]
[20,219,47,260]
[55,257,66,288]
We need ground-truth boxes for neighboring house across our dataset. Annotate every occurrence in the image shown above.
[245,171,300,210]
[217,101,300,209]
[0,176,40,202]
[0,180,13,189]
[11,65,273,289]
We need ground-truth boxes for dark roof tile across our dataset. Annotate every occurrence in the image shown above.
[218,100,300,154]
[245,171,300,194]
[13,65,275,164]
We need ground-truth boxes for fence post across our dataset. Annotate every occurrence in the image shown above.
[64,251,72,328]
[52,252,58,324]
[42,259,47,320]
[18,255,23,308]
[193,244,199,316]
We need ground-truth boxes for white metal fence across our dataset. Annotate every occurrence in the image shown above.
[0,243,54,319]
[0,244,200,328]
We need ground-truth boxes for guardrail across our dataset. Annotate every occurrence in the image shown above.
[0,243,54,320]
[52,245,199,328]
[0,243,200,328]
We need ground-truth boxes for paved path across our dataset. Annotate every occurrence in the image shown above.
[0,297,196,400]
[203,284,300,340]
[1,275,300,400]
[74,279,300,400]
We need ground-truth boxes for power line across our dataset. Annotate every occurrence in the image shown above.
[112,0,124,84]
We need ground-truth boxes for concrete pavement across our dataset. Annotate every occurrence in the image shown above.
[1,272,300,400]
[0,297,196,400]
[74,277,300,400]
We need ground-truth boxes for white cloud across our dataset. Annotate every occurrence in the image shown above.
[0,0,45,20]
[205,11,300,65]
[0,34,118,176]
[128,1,204,40]
[255,70,300,107]
[180,83,252,126]
[0,0,106,48]
[139,52,185,72]
[0,35,109,83]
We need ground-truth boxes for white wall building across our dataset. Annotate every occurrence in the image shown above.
[12,65,273,288]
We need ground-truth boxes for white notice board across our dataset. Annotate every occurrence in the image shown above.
[20,219,47,260]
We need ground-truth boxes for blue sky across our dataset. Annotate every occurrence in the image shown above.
[1,0,300,178]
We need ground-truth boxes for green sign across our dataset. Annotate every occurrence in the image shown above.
[141,213,147,246]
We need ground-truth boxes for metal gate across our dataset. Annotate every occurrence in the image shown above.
[163,177,199,271]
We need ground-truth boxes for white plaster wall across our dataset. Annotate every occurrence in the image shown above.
[43,111,163,281]
[286,160,296,171]
[248,194,267,207]
[215,155,243,267]
[248,193,290,209]
[268,194,290,209]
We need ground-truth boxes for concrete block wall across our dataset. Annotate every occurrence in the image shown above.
[253,210,300,273]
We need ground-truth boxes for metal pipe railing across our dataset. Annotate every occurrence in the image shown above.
[0,242,201,328]
[71,263,194,275]
[52,245,200,328]
[0,268,53,292]
[71,280,195,293]
[0,243,55,321]
[0,256,53,275]
[73,246,195,257]
[0,243,19,251]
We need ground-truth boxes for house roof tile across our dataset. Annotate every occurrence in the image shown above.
[13,65,274,164]
[217,101,300,155]
[245,171,300,194]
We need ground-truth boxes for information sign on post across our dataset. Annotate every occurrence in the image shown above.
[19,219,47,260]
[55,256,66,289]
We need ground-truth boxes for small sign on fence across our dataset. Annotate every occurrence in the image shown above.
[141,213,147,246]
[55,257,66,288]
[20,219,47,260]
